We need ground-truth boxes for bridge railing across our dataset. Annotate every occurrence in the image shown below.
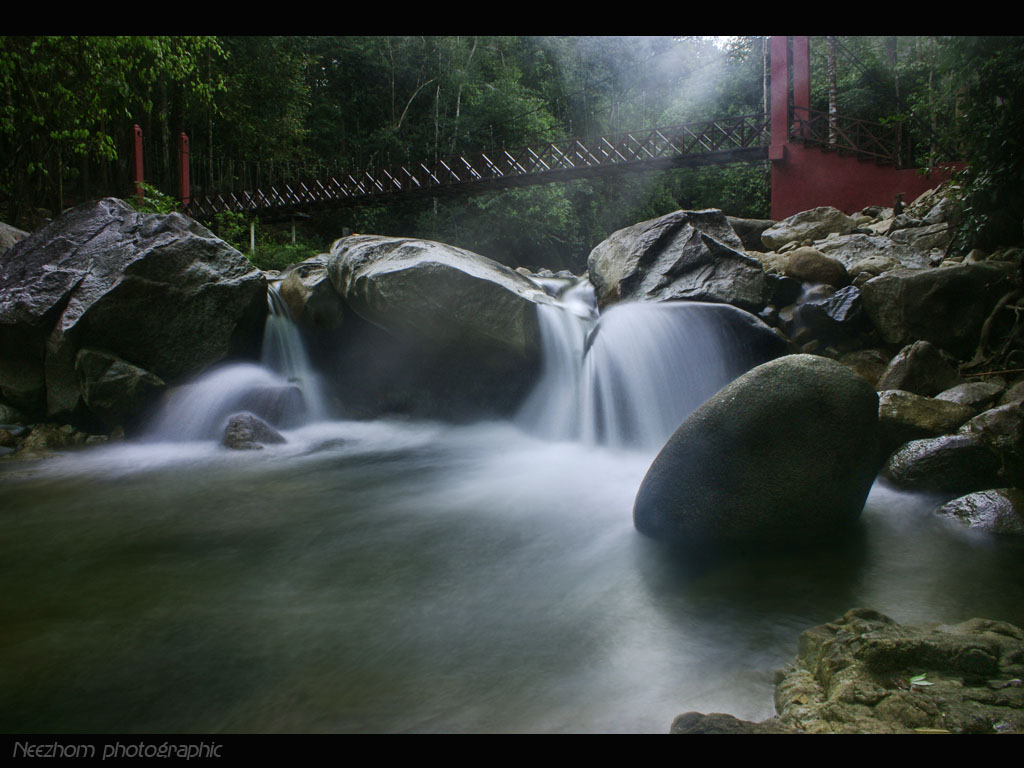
[187,113,769,219]
[788,107,912,167]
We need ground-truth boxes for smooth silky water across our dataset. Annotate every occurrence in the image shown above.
[3,284,1024,733]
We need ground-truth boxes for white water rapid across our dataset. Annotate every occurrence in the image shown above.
[517,278,766,449]
[148,281,329,441]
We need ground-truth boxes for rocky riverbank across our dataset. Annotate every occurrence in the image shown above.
[673,608,1024,734]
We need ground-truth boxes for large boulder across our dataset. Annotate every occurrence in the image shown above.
[0,198,266,424]
[633,354,880,551]
[860,263,1017,358]
[587,209,770,312]
[327,234,548,419]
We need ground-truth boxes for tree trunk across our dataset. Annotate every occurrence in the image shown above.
[827,37,838,145]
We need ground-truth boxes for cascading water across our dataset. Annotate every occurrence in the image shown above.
[261,281,329,422]
[148,281,329,441]
[518,278,773,450]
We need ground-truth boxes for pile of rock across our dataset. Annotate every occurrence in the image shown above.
[587,186,1024,546]
[673,608,1024,734]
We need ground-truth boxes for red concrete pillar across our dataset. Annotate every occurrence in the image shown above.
[131,124,144,205]
[769,36,790,162]
[178,132,191,209]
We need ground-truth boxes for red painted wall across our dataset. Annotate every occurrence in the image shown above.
[770,143,959,220]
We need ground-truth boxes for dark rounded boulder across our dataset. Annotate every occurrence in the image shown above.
[633,354,880,550]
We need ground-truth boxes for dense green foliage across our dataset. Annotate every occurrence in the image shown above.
[2,36,1021,264]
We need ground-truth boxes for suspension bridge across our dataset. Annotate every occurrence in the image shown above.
[138,37,955,223]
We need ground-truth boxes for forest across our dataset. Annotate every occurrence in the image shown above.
[1,36,1021,270]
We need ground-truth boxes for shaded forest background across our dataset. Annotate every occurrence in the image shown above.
[1,36,1021,271]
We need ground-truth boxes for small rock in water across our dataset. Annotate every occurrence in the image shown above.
[936,489,1024,536]
[222,412,286,450]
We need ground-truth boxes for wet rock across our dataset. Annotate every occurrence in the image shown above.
[222,411,286,450]
[936,489,1024,536]
[587,209,770,312]
[889,221,953,252]
[875,340,961,397]
[999,380,1024,406]
[935,379,1006,410]
[0,198,266,423]
[816,233,926,270]
[328,234,547,419]
[278,254,344,330]
[766,273,803,308]
[753,250,789,276]
[847,253,900,281]
[877,389,975,456]
[0,401,26,425]
[860,262,1017,357]
[958,403,1024,486]
[726,216,775,252]
[775,608,1024,734]
[14,423,89,458]
[783,247,849,287]
[884,434,1001,495]
[794,285,866,345]
[75,348,166,429]
[670,712,789,734]
[839,349,890,389]
[0,221,29,255]
[761,207,855,251]
[922,196,958,226]
[634,354,879,551]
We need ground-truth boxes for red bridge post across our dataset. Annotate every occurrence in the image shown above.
[769,35,953,220]
[178,132,191,210]
[768,36,789,164]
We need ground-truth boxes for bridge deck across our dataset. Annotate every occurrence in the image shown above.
[187,114,770,219]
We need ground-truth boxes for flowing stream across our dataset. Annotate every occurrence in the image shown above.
[3,283,1024,733]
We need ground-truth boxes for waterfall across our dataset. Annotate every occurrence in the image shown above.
[148,282,329,441]
[262,281,329,422]
[518,281,777,450]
